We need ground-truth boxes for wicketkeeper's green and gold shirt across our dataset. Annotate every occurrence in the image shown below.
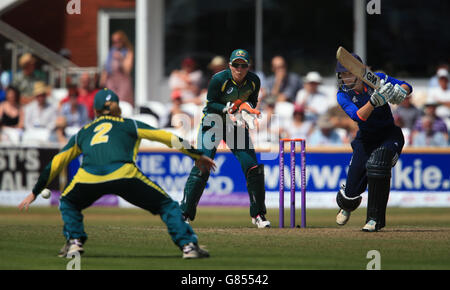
[32,115,202,195]
[204,69,260,115]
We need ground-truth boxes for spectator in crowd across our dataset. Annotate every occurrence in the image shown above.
[308,114,343,146]
[281,105,313,139]
[411,100,448,142]
[48,115,68,145]
[78,72,99,120]
[326,105,358,144]
[0,59,6,102]
[0,86,23,129]
[394,115,411,146]
[254,98,279,146]
[427,68,450,121]
[207,56,228,76]
[169,57,204,105]
[100,30,134,106]
[164,89,184,128]
[295,71,333,121]
[412,116,448,147]
[12,53,46,104]
[23,82,57,131]
[262,55,302,104]
[0,86,24,143]
[59,86,90,129]
[428,64,449,88]
[393,94,421,129]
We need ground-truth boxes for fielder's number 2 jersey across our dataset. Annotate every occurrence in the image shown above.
[33,116,202,195]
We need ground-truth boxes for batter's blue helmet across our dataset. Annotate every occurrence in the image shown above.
[335,53,363,73]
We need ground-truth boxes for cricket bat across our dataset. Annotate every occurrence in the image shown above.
[336,46,381,89]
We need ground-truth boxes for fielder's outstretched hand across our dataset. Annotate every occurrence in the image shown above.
[18,193,36,211]
[195,155,217,174]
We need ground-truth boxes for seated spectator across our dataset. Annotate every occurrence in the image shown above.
[207,56,228,76]
[427,68,450,122]
[295,71,334,121]
[164,89,184,128]
[282,105,313,139]
[0,86,24,143]
[12,53,46,104]
[60,86,90,129]
[394,115,411,146]
[393,94,421,131]
[100,30,134,105]
[0,86,23,129]
[48,116,68,145]
[262,55,302,104]
[308,114,343,146]
[428,64,449,88]
[23,82,57,131]
[59,73,99,120]
[326,105,358,143]
[412,116,448,147]
[169,57,204,105]
[411,100,448,142]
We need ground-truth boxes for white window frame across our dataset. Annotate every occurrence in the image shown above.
[97,9,135,68]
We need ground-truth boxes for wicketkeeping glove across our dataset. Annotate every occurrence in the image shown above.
[388,84,408,105]
[369,80,394,107]
[223,99,243,114]
[238,102,261,130]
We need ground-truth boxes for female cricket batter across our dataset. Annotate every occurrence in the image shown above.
[180,49,271,228]
[18,88,216,259]
[335,53,412,232]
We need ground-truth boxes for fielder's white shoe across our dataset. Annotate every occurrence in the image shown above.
[362,219,378,232]
[336,209,351,226]
[59,239,84,258]
[182,242,210,259]
[252,214,271,228]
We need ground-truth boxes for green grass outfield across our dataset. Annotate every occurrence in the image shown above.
[0,206,449,270]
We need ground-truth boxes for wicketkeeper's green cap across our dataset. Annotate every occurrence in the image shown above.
[94,88,119,110]
[229,49,250,63]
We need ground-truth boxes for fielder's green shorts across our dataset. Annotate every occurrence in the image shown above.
[59,163,198,248]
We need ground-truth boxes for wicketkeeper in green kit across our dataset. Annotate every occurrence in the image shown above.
[18,88,216,259]
[180,49,271,228]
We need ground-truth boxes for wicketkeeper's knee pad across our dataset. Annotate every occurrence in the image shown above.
[336,184,362,212]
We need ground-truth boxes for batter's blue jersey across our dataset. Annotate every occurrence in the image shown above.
[337,72,412,134]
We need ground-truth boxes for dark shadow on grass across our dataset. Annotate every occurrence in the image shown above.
[85,254,180,259]
[383,229,449,233]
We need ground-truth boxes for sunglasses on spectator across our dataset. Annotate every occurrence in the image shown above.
[231,63,249,69]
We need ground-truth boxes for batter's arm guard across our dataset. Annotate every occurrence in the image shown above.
[136,121,203,160]
[32,135,82,196]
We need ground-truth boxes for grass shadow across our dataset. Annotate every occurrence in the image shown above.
[85,254,180,259]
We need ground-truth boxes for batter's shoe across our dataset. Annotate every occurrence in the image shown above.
[252,214,271,228]
[336,209,351,226]
[182,243,210,259]
[362,219,378,232]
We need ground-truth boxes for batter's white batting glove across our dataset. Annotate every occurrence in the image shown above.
[369,80,394,107]
[388,84,408,105]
